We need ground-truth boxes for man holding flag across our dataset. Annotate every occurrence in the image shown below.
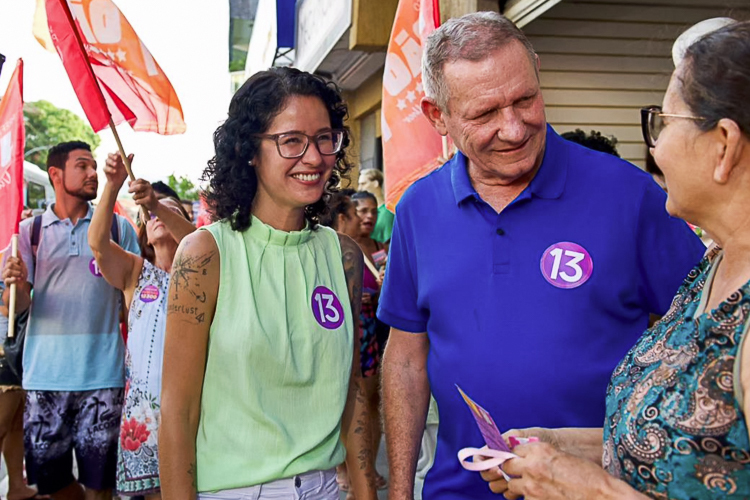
[2,141,139,500]
[377,11,706,499]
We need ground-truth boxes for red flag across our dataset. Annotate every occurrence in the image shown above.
[45,0,185,134]
[381,0,444,211]
[0,60,25,254]
[113,200,136,230]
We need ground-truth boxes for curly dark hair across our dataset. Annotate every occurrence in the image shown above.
[202,67,353,232]
[561,129,620,157]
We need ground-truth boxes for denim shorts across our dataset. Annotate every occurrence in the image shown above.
[198,469,337,500]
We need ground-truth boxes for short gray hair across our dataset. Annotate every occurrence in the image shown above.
[422,11,536,110]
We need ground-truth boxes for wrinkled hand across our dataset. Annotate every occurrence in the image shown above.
[129,179,159,213]
[104,152,133,188]
[2,256,28,287]
[478,428,559,497]
[501,442,608,500]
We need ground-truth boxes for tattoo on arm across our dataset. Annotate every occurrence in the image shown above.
[339,235,363,319]
[188,462,197,489]
[169,245,216,325]
[339,235,375,486]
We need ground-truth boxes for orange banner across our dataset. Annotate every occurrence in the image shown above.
[44,0,185,134]
[381,0,444,211]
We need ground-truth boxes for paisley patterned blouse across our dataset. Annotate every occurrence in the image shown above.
[603,249,750,499]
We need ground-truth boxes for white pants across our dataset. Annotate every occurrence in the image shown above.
[197,469,338,500]
[415,395,439,500]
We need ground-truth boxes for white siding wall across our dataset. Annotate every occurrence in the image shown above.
[523,0,749,167]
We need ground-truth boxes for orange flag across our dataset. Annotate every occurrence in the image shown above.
[381,0,444,211]
[44,0,185,135]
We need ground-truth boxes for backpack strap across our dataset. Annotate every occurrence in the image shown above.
[30,215,43,273]
[110,216,120,246]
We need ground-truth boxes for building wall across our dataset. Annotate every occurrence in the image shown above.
[525,0,749,167]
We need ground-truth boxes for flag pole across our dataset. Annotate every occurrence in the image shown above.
[108,118,149,221]
[7,235,18,338]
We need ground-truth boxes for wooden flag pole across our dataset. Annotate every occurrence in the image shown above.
[109,118,149,221]
[7,235,18,338]
[442,136,450,160]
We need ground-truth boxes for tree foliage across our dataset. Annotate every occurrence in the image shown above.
[23,100,101,169]
[167,173,199,201]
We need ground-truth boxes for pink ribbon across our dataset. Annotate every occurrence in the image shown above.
[457,446,517,478]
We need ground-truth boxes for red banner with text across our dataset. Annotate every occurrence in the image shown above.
[0,60,25,253]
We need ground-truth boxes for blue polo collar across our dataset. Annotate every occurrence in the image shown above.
[42,203,95,227]
[451,124,568,206]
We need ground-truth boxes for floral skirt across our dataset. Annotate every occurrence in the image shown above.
[116,382,161,495]
[360,301,381,378]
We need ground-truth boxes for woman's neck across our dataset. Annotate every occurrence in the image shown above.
[704,222,750,310]
[252,202,306,232]
[371,187,384,206]
[355,234,376,251]
[153,240,179,273]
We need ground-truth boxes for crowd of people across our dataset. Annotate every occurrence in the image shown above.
[0,10,748,500]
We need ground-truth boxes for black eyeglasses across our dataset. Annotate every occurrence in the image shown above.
[640,105,706,148]
[254,129,347,159]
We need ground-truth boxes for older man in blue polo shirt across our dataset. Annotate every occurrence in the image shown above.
[2,141,139,500]
[377,12,706,500]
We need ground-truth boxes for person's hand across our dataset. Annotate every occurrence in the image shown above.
[362,292,373,306]
[504,427,560,449]
[377,258,387,287]
[500,442,610,500]
[21,208,34,220]
[104,152,133,189]
[477,428,558,497]
[2,256,28,287]
[129,179,159,213]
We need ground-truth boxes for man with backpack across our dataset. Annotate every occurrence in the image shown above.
[1,141,139,500]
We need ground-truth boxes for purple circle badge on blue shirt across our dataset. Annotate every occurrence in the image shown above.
[311,286,345,330]
[540,242,593,289]
[89,258,103,277]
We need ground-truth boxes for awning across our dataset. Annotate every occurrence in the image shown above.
[504,0,562,28]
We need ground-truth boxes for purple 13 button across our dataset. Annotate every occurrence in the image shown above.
[311,286,344,330]
[540,242,593,289]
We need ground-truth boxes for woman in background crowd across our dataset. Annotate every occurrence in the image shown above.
[321,191,383,498]
[0,281,42,500]
[350,190,389,491]
[89,153,195,499]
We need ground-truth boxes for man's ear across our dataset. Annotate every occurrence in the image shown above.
[421,97,449,136]
[712,118,745,184]
[48,166,62,187]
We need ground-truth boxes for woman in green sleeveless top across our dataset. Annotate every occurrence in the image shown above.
[159,68,377,500]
